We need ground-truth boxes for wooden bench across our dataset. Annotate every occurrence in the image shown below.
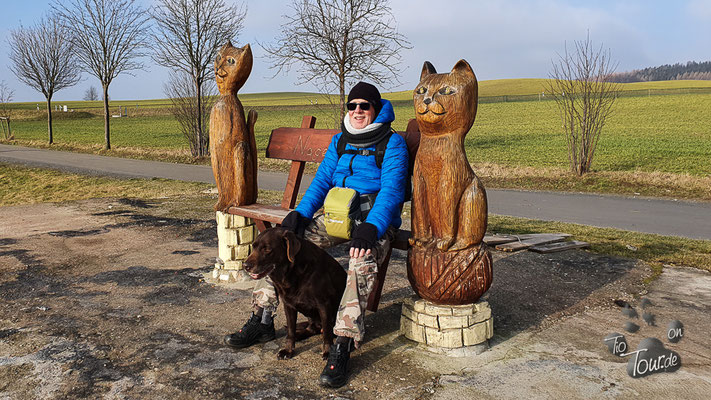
[228,115,420,312]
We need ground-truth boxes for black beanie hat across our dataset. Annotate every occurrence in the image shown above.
[348,81,382,116]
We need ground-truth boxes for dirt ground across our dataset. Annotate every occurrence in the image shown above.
[1,196,710,399]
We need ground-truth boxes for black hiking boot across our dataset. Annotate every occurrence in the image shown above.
[319,338,353,388]
[224,313,275,349]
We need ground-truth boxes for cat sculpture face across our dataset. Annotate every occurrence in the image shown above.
[215,42,253,95]
[413,59,478,136]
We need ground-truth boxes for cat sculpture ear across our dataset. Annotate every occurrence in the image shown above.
[421,61,437,80]
[219,41,233,53]
[241,43,251,51]
[451,59,476,79]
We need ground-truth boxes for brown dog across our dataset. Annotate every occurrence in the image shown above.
[243,228,347,359]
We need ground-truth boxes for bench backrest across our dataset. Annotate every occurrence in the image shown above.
[267,115,420,209]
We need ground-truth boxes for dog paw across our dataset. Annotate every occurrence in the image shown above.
[277,349,294,359]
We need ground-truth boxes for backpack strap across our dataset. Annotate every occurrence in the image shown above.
[336,130,395,169]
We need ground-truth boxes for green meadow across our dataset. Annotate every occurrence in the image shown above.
[4,79,711,178]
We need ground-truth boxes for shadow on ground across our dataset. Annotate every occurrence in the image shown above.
[0,198,650,399]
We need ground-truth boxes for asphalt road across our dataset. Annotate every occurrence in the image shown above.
[2,143,710,240]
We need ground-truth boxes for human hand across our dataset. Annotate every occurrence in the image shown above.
[349,246,371,259]
[350,223,377,259]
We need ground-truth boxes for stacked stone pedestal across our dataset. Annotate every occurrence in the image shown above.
[400,296,493,356]
[210,211,256,283]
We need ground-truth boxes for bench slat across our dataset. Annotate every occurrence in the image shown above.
[266,127,338,162]
[228,204,290,225]
[266,124,420,164]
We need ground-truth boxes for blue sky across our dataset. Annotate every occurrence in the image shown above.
[1,0,710,102]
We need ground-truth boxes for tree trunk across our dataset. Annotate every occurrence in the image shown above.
[46,97,53,144]
[103,85,111,150]
[195,78,203,157]
[338,75,346,123]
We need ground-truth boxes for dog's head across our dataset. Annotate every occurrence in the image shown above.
[243,228,301,280]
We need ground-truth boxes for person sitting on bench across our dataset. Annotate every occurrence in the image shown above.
[224,82,409,388]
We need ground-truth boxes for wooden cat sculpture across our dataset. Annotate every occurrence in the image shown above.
[209,42,258,211]
[407,60,493,305]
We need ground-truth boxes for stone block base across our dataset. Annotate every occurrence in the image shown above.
[210,211,257,286]
[400,296,493,356]
[210,265,251,283]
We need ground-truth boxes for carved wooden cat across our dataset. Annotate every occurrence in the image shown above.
[410,60,487,251]
[407,60,492,305]
[209,42,258,211]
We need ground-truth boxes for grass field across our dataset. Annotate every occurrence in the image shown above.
[0,162,211,205]
[3,162,709,272]
[7,92,711,175]
[3,79,710,199]
[8,78,711,109]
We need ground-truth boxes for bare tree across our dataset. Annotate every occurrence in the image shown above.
[262,0,411,122]
[84,86,99,101]
[53,0,150,150]
[151,0,246,157]
[164,71,217,157]
[546,34,620,175]
[8,15,81,144]
[0,81,15,139]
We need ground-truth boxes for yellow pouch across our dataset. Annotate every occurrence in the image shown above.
[323,187,360,239]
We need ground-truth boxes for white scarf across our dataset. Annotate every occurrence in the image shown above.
[343,115,383,135]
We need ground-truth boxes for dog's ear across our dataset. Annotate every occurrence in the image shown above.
[283,230,301,264]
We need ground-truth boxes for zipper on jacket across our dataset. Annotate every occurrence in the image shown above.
[343,154,355,187]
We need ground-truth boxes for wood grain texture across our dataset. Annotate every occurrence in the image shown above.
[209,42,258,212]
[227,204,290,224]
[266,128,337,162]
[408,242,492,305]
[407,59,492,305]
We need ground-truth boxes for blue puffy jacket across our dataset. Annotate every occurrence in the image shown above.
[295,99,409,239]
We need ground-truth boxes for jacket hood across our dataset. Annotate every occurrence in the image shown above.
[373,99,395,124]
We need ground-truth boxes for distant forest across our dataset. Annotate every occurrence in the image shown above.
[608,61,711,83]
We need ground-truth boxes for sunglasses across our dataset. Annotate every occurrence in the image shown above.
[346,102,371,111]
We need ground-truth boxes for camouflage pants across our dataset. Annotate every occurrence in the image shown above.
[252,213,394,343]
